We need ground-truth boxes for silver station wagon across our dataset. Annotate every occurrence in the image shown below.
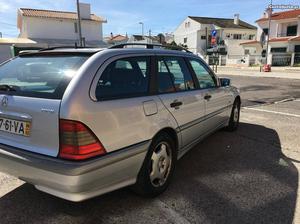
[0,44,240,201]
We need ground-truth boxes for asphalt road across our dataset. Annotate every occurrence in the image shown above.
[225,75,300,107]
[0,75,300,224]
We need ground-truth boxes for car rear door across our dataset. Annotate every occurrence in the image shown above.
[156,56,206,148]
[187,58,233,131]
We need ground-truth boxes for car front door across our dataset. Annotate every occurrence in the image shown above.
[156,56,206,149]
[188,58,233,131]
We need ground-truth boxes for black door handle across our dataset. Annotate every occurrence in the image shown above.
[204,94,212,100]
[170,101,183,108]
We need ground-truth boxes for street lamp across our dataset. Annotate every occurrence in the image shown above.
[139,22,144,38]
[265,0,272,64]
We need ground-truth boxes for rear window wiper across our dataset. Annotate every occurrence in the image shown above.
[0,85,18,92]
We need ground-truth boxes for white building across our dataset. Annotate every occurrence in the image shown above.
[173,15,257,56]
[241,9,300,66]
[128,35,160,44]
[17,3,107,47]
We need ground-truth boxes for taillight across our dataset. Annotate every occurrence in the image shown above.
[59,119,106,160]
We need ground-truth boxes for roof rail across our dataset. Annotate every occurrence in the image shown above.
[109,43,192,53]
[38,46,92,52]
[109,43,162,49]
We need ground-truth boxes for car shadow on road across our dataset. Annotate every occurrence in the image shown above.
[0,123,298,224]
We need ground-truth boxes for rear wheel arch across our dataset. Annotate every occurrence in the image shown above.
[152,128,179,153]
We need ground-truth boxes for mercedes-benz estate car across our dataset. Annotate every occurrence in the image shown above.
[0,44,240,202]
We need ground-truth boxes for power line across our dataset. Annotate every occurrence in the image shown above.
[0,21,15,27]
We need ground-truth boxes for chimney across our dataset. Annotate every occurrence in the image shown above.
[234,14,240,25]
[110,32,114,38]
[79,3,91,19]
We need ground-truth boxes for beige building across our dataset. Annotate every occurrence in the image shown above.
[17,3,107,47]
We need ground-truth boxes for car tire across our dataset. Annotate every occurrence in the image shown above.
[225,99,240,132]
[133,132,177,197]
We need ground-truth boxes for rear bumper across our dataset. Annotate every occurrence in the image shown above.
[0,141,150,202]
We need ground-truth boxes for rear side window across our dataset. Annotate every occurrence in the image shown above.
[0,55,88,99]
[158,57,195,93]
[188,59,216,89]
[96,57,150,100]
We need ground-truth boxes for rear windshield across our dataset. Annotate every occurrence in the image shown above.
[0,55,89,99]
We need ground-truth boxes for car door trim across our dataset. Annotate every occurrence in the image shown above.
[178,104,232,132]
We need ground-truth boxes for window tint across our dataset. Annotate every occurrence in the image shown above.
[0,55,88,99]
[96,57,150,100]
[158,57,195,93]
[189,59,216,89]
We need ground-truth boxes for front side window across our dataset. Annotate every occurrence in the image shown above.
[96,57,150,100]
[188,59,216,89]
[0,55,88,99]
[158,57,195,93]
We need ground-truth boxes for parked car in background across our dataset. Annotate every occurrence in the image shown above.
[0,44,240,201]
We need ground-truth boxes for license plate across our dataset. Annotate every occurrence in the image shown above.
[0,117,31,137]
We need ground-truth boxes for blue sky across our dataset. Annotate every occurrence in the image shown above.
[0,0,299,38]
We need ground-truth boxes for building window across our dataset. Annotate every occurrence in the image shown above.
[74,22,78,33]
[183,37,187,43]
[263,28,269,35]
[271,47,287,53]
[233,34,242,39]
[287,25,297,36]
[244,49,250,55]
[249,35,255,40]
[185,22,190,28]
[201,35,206,40]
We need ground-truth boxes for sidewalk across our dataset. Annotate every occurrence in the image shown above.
[215,66,300,79]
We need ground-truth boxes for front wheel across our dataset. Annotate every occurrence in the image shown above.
[225,99,240,131]
[133,133,176,197]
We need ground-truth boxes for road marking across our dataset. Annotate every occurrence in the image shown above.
[274,98,295,104]
[153,200,191,224]
[243,107,300,118]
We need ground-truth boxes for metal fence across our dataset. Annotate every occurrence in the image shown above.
[272,53,292,66]
[294,53,300,65]
[208,56,219,65]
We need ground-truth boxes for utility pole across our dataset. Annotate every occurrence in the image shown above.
[205,27,208,55]
[76,0,83,47]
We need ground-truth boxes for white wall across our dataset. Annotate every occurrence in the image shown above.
[20,17,103,41]
[174,17,201,54]
[174,17,256,56]
[257,18,299,40]
[0,45,12,64]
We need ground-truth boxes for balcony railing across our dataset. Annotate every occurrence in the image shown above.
[277,33,298,37]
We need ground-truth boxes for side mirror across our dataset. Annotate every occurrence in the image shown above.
[219,78,231,87]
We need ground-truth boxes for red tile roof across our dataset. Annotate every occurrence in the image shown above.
[269,37,291,42]
[111,35,128,41]
[19,8,106,22]
[290,36,300,42]
[256,9,300,22]
[240,40,259,45]
[240,36,300,45]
